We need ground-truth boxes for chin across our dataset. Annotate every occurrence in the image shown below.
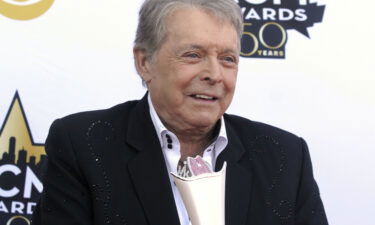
[188,114,220,128]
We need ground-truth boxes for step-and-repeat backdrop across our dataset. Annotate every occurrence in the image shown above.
[1,0,374,224]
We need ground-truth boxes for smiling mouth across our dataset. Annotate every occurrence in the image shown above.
[190,94,218,101]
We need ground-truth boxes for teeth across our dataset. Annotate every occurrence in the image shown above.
[194,94,214,100]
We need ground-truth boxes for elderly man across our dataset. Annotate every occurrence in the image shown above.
[31,0,328,225]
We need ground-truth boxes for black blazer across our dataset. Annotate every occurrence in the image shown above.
[31,94,328,225]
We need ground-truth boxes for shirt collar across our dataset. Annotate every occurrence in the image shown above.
[148,93,168,146]
[147,93,228,157]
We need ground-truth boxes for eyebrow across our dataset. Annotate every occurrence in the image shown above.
[176,44,203,52]
[176,44,239,55]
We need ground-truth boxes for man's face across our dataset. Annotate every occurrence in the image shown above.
[138,8,239,131]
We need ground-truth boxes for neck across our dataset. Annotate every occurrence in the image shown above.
[163,119,220,160]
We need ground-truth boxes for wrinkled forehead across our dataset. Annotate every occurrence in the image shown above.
[163,7,240,50]
[165,5,235,32]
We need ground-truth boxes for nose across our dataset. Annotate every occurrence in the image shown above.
[200,57,223,84]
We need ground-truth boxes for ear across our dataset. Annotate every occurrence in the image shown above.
[133,48,153,83]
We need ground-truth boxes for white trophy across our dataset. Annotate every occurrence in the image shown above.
[171,156,227,225]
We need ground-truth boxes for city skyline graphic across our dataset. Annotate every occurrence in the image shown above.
[0,92,46,225]
[0,92,46,165]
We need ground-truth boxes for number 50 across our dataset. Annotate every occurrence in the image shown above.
[241,22,287,56]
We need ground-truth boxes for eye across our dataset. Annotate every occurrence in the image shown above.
[184,52,200,58]
[224,56,234,62]
[221,55,237,65]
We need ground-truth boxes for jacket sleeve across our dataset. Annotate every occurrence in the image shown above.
[295,138,329,225]
[31,119,92,225]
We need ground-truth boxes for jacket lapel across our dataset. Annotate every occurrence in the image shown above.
[126,94,180,225]
[216,117,253,225]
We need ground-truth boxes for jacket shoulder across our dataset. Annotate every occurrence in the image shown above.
[56,99,139,129]
[224,113,305,160]
[224,113,301,142]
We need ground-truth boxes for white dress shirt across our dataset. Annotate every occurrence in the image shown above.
[147,94,228,225]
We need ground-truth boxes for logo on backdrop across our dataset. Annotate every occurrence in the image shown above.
[0,92,46,225]
[237,0,325,59]
[0,0,54,20]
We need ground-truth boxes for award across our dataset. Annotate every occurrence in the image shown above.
[171,156,227,225]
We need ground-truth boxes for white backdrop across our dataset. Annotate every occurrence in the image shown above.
[1,0,374,224]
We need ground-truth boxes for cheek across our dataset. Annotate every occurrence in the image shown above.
[224,72,237,93]
[221,73,237,108]
[175,65,202,83]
